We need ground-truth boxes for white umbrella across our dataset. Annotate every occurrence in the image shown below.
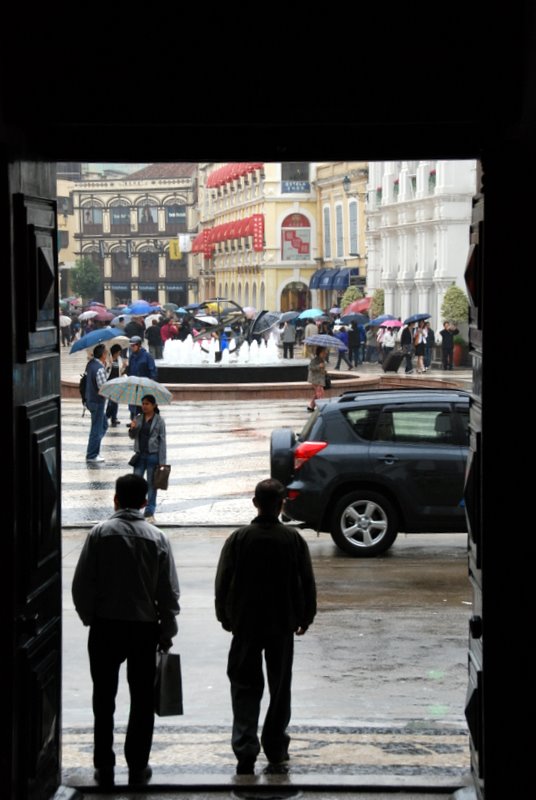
[79,310,98,320]
[145,313,162,328]
[99,376,172,406]
[59,315,72,327]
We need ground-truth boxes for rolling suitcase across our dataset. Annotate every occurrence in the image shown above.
[382,349,405,373]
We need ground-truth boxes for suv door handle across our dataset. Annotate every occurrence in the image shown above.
[378,455,399,464]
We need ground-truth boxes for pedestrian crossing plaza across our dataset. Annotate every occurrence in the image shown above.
[61,395,307,527]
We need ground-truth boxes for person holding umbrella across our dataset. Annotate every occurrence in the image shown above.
[128,395,167,524]
[306,346,329,412]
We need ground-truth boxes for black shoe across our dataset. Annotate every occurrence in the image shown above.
[110,420,120,426]
[128,765,152,785]
[306,406,314,412]
[94,767,114,786]
[264,761,289,775]
[236,759,255,775]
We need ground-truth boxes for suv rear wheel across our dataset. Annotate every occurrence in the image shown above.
[330,490,398,557]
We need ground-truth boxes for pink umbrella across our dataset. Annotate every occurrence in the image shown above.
[381,319,402,328]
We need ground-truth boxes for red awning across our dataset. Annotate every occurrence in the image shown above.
[196,214,265,254]
[206,163,264,189]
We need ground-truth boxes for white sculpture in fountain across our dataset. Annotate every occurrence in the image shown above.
[160,333,281,366]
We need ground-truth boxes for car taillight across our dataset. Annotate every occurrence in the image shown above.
[294,441,328,470]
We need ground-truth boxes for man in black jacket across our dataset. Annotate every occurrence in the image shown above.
[215,479,317,776]
[400,322,416,374]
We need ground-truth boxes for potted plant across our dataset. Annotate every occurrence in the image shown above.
[453,333,469,367]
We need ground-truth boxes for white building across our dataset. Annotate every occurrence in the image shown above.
[366,160,477,328]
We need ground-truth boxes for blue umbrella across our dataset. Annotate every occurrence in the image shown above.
[404,312,431,325]
[298,308,324,319]
[125,300,161,315]
[369,314,397,326]
[69,327,129,354]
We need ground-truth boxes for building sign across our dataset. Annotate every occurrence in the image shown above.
[110,283,130,291]
[139,283,157,291]
[166,282,186,291]
[281,213,311,260]
[281,180,310,193]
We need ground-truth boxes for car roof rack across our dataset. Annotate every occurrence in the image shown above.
[335,387,471,403]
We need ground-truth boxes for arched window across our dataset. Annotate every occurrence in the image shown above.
[109,199,131,234]
[137,198,159,234]
[139,245,159,282]
[81,200,104,234]
[323,206,331,259]
[281,213,311,261]
[111,246,131,282]
[165,202,187,233]
[335,204,344,258]
[349,200,359,255]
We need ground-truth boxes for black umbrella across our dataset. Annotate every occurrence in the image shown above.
[278,311,300,323]
[339,312,369,326]
[304,333,348,350]
[251,310,282,335]
[404,312,431,325]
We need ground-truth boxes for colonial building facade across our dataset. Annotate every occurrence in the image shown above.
[61,163,198,308]
[192,161,369,312]
[366,160,477,327]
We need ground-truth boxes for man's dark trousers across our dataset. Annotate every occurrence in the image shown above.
[227,632,293,764]
[88,619,159,771]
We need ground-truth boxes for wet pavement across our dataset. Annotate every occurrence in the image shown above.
[59,348,473,796]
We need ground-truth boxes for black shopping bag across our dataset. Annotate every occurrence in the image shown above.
[153,464,171,490]
[154,651,183,716]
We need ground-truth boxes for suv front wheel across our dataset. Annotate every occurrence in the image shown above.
[330,490,398,557]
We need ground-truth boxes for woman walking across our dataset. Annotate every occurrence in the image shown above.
[128,394,167,523]
[307,346,328,412]
[414,320,426,373]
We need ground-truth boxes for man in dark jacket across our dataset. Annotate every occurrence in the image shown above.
[126,335,157,419]
[85,343,109,462]
[215,479,317,776]
[400,322,415,374]
[439,321,459,370]
[72,474,180,787]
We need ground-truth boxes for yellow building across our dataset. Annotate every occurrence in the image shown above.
[193,161,368,313]
[194,162,321,312]
[56,177,79,298]
[313,161,368,309]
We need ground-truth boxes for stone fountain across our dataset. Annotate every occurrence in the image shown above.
[156,332,309,384]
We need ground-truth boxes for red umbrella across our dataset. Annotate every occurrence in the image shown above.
[342,297,372,316]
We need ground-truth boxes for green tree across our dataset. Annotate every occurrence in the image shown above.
[370,288,384,320]
[339,285,363,310]
[440,284,469,325]
[70,256,102,302]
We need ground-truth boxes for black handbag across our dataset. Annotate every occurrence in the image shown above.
[129,452,141,467]
[325,374,332,389]
[153,464,171,490]
[154,650,183,716]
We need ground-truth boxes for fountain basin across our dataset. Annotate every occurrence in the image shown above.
[156,361,308,384]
